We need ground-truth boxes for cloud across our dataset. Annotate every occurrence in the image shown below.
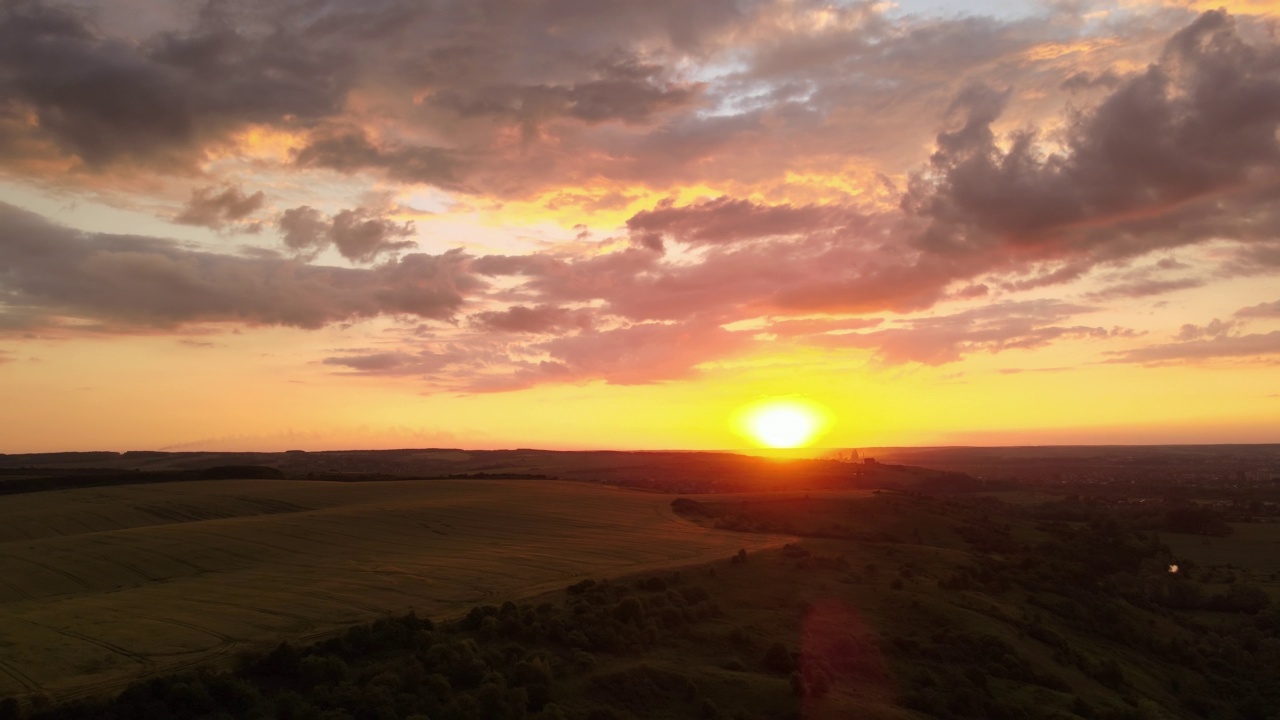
[177,339,218,348]
[174,184,265,230]
[292,128,462,189]
[278,206,331,258]
[0,202,478,332]
[626,196,847,247]
[0,1,351,168]
[1087,277,1204,300]
[1175,318,1236,341]
[277,205,417,263]
[1060,70,1123,92]
[429,55,702,127]
[817,301,1105,365]
[469,305,595,333]
[422,11,1280,384]
[502,10,1280,337]
[468,318,756,391]
[4,6,1280,393]
[1236,299,1280,318]
[1107,331,1280,363]
[759,316,884,338]
[322,351,453,375]
[0,0,1149,200]
[903,10,1280,267]
[329,208,417,264]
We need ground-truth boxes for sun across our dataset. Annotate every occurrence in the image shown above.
[738,399,829,449]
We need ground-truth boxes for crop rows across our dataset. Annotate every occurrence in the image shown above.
[0,479,791,699]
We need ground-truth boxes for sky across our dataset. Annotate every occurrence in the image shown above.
[1,0,1279,453]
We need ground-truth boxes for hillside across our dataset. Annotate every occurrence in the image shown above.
[9,489,1278,719]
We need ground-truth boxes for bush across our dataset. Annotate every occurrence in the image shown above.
[764,642,796,674]
[613,596,645,625]
[1207,584,1271,614]
[587,665,697,713]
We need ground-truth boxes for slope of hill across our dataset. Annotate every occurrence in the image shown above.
[9,490,1278,719]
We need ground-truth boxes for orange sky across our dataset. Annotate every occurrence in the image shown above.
[1,0,1279,452]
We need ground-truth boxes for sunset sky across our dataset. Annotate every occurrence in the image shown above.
[2,0,1279,452]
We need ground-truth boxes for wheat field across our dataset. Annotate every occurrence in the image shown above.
[0,478,791,700]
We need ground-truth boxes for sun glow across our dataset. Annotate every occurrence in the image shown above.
[737,399,831,449]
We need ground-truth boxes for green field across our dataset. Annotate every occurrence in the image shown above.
[0,478,798,700]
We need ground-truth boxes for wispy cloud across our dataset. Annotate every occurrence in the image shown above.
[1106,331,1280,364]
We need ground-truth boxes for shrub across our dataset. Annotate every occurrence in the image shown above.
[764,642,796,674]
[1207,584,1271,614]
[587,665,697,713]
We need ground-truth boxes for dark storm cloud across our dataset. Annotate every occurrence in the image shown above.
[0,0,352,167]
[0,202,478,331]
[276,205,417,263]
[174,184,265,230]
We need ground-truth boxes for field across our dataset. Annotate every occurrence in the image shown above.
[1159,522,1280,575]
[0,478,796,700]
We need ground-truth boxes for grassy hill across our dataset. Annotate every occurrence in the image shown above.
[0,479,796,701]
[8,489,1279,719]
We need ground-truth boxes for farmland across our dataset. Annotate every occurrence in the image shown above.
[18,488,1280,720]
[0,478,794,700]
